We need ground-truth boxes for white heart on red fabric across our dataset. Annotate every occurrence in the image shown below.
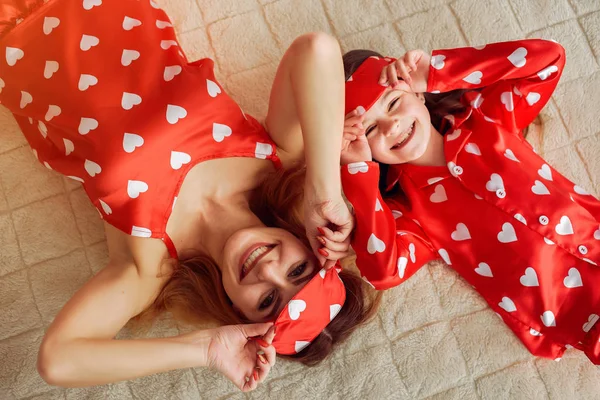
[122,93,142,110]
[161,40,178,50]
[465,143,481,156]
[367,233,386,254]
[498,297,516,312]
[507,47,527,68]
[0,78,4,93]
[500,92,514,112]
[68,175,84,183]
[408,243,416,263]
[392,210,403,219]
[563,267,582,288]
[123,16,142,30]
[156,20,173,29]
[255,142,273,159]
[99,199,112,215]
[582,314,599,333]
[84,159,102,177]
[164,65,182,81]
[131,225,152,238]
[427,177,443,184]
[583,258,597,265]
[513,86,523,97]
[127,180,149,199]
[538,164,553,181]
[541,311,556,327]
[504,149,520,162]
[123,133,144,153]
[520,267,539,287]
[531,180,550,195]
[63,138,74,156]
[44,61,59,79]
[83,0,102,10]
[485,173,504,192]
[446,129,461,141]
[347,161,369,174]
[438,248,452,265]
[397,256,408,278]
[555,216,574,236]
[207,79,222,97]
[212,123,232,142]
[319,269,326,279]
[375,198,383,212]
[514,213,527,225]
[43,17,60,35]
[497,222,517,243]
[329,304,342,321]
[529,328,542,336]
[45,105,61,121]
[170,151,191,170]
[431,55,446,70]
[573,185,589,195]
[166,105,188,124]
[122,49,141,66]
[288,299,306,320]
[80,35,100,51]
[463,71,483,85]
[6,47,24,66]
[294,341,310,353]
[474,194,483,200]
[475,262,493,277]
[526,92,541,106]
[43,161,52,170]
[544,237,554,245]
[79,118,98,135]
[38,121,48,138]
[594,228,600,240]
[451,223,471,241]
[470,93,484,108]
[537,65,558,81]
[78,74,98,91]
[20,91,33,109]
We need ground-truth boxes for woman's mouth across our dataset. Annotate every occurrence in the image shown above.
[239,243,276,281]
[391,122,416,150]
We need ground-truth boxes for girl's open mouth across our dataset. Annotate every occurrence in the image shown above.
[391,122,416,150]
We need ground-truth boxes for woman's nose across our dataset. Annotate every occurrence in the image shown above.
[255,259,285,285]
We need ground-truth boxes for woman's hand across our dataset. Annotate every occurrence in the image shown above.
[341,110,371,165]
[379,50,430,93]
[205,323,276,392]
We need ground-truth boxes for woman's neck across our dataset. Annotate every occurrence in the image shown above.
[411,126,446,167]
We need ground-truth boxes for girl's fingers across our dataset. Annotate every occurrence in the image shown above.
[397,61,412,87]
[345,113,364,125]
[379,65,389,84]
[343,132,357,142]
[387,63,399,87]
[344,126,364,136]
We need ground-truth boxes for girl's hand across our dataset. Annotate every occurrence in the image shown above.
[341,110,372,165]
[206,323,276,392]
[379,50,430,93]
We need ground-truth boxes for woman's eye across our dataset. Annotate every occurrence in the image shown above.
[388,98,400,111]
[259,292,275,310]
[289,262,307,278]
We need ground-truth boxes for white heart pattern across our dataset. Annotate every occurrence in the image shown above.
[207,79,221,97]
[20,91,33,109]
[428,177,443,185]
[80,34,100,51]
[78,117,98,135]
[367,233,386,254]
[451,223,471,241]
[329,304,342,321]
[465,142,481,156]
[170,151,191,170]
[497,222,517,243]
[526,92,541,106]
[255,142,273,159]
[84,159,102,177]
[122,16,142,30]
[529,328,542,336]
[555,216,574,236]
[537,65,558,81]
[438,248,452,265]
[594,228,600,241]
[430,184,447,203]
[83,0,102,10]
[212,123,232,142]
[319,269,326,279]
[475,262,493,278]
[295,341,310,353]
[45,105,61,121]
[392,210,403,219]
[375,198,383,212]
[99,199,112,215]
[500,92,514,112]
[541,311,556,327]
[0,78,4,93]
[78,74,98,91]
[123,133,144,153]
[463,71,483,85]
[563,267,582,288]
[164,65,182,81]
[347,161,369,174]
[44,61,59,79]
[538,164,552,181]
[520,267,539,287]
[408,243,416,263]
[38,121,48,138]
[446,129,461,141]
[582,314,599,333]
[397,256,408,278]
[499,297,517,312]
[121,49,141,66]
[67,175,84,183]
[127,180,148,199]
[486,173,504,192]
[63,138,74,155]
[544,237,554,245]
[507,47,527,68]
[6,47,24,66]
[470,93,484,108]
[431,55,446,70]
[122,92,142,110]
[514,213,527,225]
[288,299,306,320]
[43,17,60,35]
[573,185,589,195]
[504,149,520,162]
[531,180,550,196]
[160,40,178,50]
[131,226,152,238]
[166,104,187,124]
[156,20,173,29]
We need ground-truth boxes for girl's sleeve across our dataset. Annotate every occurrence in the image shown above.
[341,162,438,290]
[427,39,566,132]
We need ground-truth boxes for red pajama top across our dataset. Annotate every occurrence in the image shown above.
[342,40,600,363]
[0,0,281,259]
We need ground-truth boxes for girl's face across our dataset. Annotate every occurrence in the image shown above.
[362,81,432,164]
[220,226,318,322]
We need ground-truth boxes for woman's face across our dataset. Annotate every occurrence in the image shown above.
[220,226,318,322]
[362,82,432,164]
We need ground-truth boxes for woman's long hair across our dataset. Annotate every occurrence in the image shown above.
[135,166,382,366]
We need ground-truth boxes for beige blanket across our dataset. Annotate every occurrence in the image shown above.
[1,0,599,398]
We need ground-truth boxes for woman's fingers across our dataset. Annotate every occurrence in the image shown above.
[318,235,349,253]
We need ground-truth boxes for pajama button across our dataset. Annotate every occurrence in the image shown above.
[539,215,549,225]
[453,166,463,176]
[578,245,588,255]
[496,189,506,198]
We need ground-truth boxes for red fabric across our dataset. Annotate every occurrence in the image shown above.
[342,39,600,364]
[344,55,395,116]
[0,0,281,260]
[271,266,346,355]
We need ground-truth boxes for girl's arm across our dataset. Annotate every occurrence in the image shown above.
[428,39,566,132]
[340,162,438,289]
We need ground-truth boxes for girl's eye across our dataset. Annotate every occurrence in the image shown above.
[365,125,376,136]
[289,262,307,278]
[388,98,400,111]
[259,292,275,310]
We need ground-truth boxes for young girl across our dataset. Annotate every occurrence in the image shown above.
[332,39,600,364]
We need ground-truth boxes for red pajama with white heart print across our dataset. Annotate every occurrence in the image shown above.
[342,40,600,364]
[0,0,280,259]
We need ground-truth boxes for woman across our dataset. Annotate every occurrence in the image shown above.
[0,0,379,391]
